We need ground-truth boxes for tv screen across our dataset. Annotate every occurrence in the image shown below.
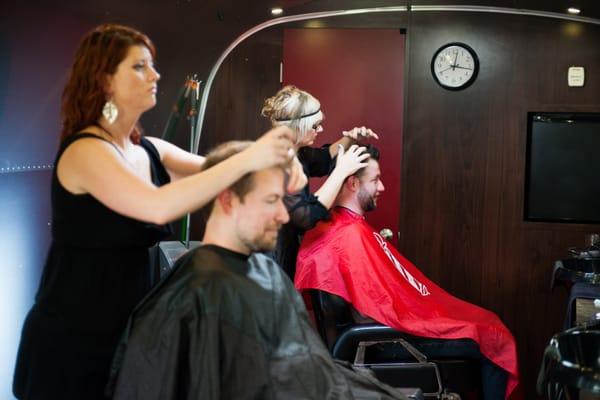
[525,112,600,224]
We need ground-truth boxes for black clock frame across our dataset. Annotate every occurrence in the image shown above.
[430,42,480,91]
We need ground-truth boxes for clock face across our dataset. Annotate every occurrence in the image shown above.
[431,43,479,90]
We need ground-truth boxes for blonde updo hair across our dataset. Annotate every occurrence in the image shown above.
[261,85,324,145]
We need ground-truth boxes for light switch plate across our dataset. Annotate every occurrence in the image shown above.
[568,66,585,87]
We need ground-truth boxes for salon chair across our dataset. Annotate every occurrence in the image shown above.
[537,322,600,400]
[148,240,201,284]
[310,290,483,399]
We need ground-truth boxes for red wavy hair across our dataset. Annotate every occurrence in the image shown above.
[60,24,156,144]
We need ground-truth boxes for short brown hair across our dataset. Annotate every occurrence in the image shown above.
[199,141,254,220]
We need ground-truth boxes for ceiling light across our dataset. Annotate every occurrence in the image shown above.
[271,7,283,16]
[567,7,581,15]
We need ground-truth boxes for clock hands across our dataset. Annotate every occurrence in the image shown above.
[452,50,458,71]
[442,50,472,72]
[448,51,473,71]
[439,54,472,74]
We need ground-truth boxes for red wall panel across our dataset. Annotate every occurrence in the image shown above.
[283,28,405,237]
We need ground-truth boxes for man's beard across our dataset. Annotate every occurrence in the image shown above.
[358,189,377,212]
[239,224,282,252]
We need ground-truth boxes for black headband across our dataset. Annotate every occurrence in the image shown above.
[274,107,321,122]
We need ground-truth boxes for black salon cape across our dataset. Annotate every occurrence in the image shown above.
[107,244,406,400]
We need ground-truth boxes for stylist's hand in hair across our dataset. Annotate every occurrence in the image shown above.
[334,144,370,177]
[241,126,295,171]
[342,126,379,141]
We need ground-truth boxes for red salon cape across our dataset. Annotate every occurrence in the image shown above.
[295,207,519,398]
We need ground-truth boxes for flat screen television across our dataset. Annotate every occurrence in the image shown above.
[525,112,600,224]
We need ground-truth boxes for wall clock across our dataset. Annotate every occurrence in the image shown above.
[431,42,479,90]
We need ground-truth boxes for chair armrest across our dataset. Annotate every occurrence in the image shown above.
[337,325,443,398]
[332,324,406,360]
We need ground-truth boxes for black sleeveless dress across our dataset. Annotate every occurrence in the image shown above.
[13,133,172,400]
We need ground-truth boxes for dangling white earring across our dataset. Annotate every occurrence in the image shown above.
[102,99,118,124]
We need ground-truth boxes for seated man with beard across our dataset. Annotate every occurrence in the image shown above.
[107,141,409,400]
[296,145,519,400]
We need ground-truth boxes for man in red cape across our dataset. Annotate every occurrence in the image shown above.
[295,146,519,399]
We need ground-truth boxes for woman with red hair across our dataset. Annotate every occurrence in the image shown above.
[12,24,303,400]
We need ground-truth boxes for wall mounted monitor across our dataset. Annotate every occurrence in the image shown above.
[525,112,600,224]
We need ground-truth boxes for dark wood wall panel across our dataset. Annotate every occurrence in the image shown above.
[189,28,283,239]
[401,11,600,398]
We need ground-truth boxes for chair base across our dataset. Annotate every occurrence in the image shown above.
[367,360,480,399]
[397,387,425,400]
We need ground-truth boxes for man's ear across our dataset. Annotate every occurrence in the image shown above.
[216,190,235,215]
[346,175,360,192]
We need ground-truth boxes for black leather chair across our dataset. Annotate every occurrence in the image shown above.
[310,290,483,399]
